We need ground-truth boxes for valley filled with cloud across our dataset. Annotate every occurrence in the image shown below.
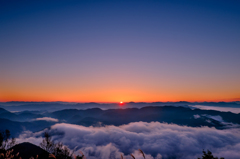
[16,121,240,159]
[1,102,240,158]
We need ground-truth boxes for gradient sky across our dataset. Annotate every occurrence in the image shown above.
[0,0,240,102]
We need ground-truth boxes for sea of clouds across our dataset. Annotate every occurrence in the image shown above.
[17,122,240,159]
[191,105,240,114]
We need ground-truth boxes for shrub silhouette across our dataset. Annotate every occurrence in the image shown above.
[0,129,16,150]
[40,132,55,153]
[40,132,84,159]
[198,150,224,159]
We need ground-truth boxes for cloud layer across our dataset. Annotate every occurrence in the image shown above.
[33,117,59,122]
[192,105,240,114]
[17,122,240,159]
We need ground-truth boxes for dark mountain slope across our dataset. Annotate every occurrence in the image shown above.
[0,111,19,121]
[0,118,25,136]
[47,106,233,128]
[9,142,49,159]
[1,106,239,137]
[0,107,44,122]
[0,118,55,137]
[49,108,103,122]
[0,107,9,114]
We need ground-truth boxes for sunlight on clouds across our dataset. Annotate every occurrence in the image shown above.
[17,122,240,159]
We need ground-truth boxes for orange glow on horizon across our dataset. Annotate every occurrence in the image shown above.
[1,1,240,105]
[1,79,239,103]
[0,96,239,103]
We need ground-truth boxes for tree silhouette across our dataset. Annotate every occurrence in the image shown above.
[40,132,55,153]
[40,132,75,159]
[0,130,16,150]
[198,150,224,159]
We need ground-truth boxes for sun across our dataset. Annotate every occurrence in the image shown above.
[119,101,124,105]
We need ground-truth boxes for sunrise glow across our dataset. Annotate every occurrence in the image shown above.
[0,0,239,103]
[0,1,240,159]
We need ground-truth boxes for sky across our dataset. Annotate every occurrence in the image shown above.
[0,0,240,102]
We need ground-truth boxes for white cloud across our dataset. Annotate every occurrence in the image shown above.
[33,117,59,122]
[192,105,240,114]
[193,114,200,119]
[17,122,240,159]
[204,115,224,122]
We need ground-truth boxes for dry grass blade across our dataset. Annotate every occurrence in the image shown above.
[48,154,56,159]
[121,154,124,159]
[139,149,146,159]
[130,154,135,159]
[79,150,86,159]
[79,151,84,156]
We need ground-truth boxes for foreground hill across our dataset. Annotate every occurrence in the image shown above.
[8,142,49,159]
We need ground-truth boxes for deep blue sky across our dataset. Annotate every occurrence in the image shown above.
[0,0,240,102]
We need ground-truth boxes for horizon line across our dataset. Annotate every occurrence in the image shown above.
[0,100,239,103]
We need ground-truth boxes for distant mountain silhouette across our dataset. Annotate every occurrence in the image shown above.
[0,117,54,137]
[8,142,49,159]
[0,107,9,114]
[0,118,24,136]
[0,107,43,122]
[1,101,239,112]
[1,106,240,137]
[47,106,240,128]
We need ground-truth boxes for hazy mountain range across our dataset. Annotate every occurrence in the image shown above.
[0,105,239,136]
[1,101,239,112]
